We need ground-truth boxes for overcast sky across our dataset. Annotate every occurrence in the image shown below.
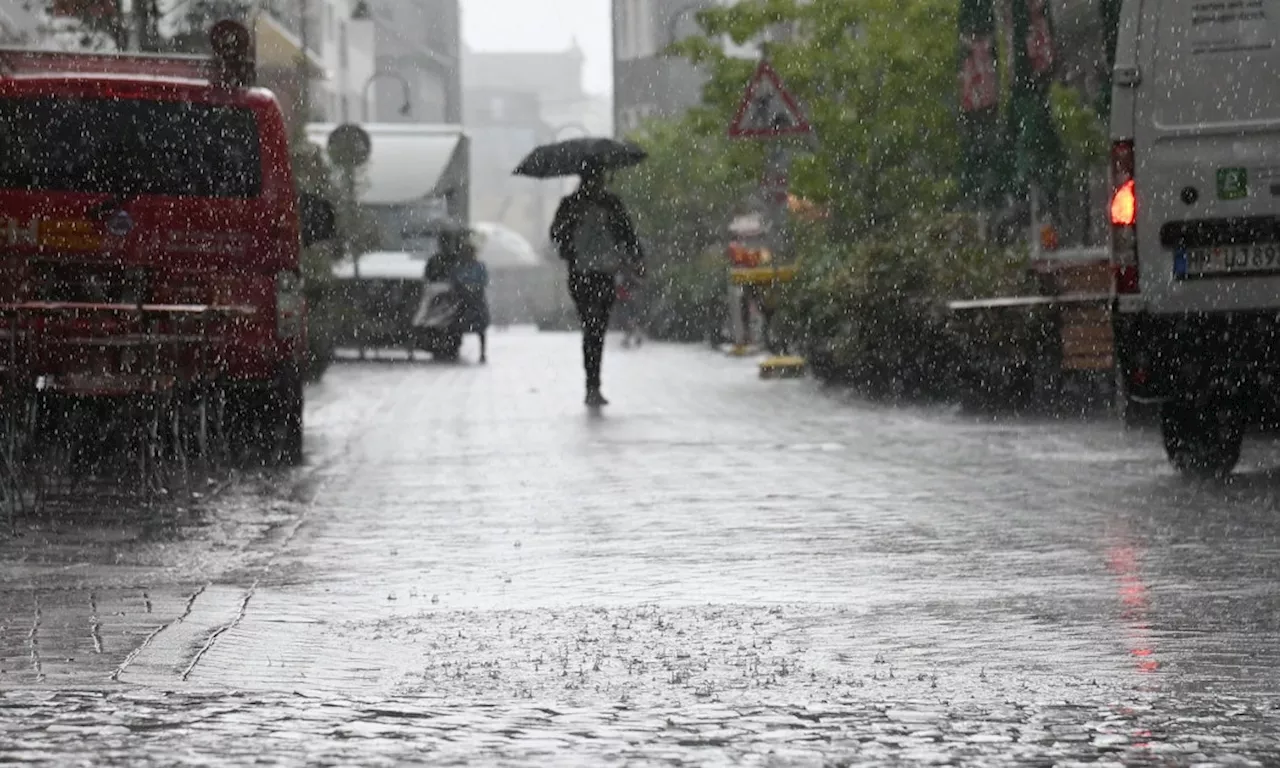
[460,0,613,95]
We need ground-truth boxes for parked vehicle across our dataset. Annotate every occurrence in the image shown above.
[411,244,488,362]
[331,251,426,353]
[1109,0,1280,477]
[329,248,484,362]
[412,279,466,361]
[0,21,336,466]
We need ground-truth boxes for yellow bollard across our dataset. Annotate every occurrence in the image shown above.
[759,355,806,379]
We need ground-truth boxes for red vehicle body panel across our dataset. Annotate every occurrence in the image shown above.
[0,72,303,392]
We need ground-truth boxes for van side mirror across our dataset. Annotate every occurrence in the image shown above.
[299,193,337,247]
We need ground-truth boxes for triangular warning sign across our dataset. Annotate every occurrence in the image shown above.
[728,60,812,139]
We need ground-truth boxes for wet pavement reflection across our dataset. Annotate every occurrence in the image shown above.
[4,331,1280,764]
[5,688,1280,765]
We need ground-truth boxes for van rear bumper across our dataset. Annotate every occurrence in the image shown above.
[1115,310,1280,406]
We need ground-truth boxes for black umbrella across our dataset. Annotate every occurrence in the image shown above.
[513,137,647,179]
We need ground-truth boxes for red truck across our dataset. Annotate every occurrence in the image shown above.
[0,21,334,466]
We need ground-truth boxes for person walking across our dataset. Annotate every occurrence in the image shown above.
[452,239,490,363]
[550,166,643,406]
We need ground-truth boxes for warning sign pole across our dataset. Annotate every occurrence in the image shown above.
[726,53,811,373]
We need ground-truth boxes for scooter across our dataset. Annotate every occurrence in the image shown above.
[411,280,465,362]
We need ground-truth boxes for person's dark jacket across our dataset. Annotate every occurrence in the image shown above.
[550,189,643,271]
[452,259,489,333]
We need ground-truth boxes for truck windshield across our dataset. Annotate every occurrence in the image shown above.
[0,96,261,198]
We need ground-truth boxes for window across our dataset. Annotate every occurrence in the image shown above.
[339,21,348,69]
[620,0,644,60]
[619,0,632,59]
[637,0,650,57]
[0,97,262,198]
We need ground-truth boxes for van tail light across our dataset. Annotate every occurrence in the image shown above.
[1110,140,1139,294]
[1110,180,1136,227]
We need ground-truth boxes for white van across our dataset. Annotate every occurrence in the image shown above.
[1110,0,1280,476]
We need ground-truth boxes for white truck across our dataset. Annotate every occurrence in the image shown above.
[1110,0,1280,476]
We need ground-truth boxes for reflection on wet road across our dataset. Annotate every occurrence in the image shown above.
[4,330,1280,764]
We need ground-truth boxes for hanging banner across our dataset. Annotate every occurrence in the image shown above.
[1010,0,1064,216]
[51,0,116,19]
[957,0,1004,209]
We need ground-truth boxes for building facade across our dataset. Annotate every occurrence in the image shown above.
[463,45,607,251]
[612,0,769,137]
[258,0,459,127]
[613,0,714,136]
[257,0,375,125]
[0,0,39,44]
[367,0,461,124]
[464,87,548,248]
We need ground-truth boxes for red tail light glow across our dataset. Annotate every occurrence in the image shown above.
[1111,179,1136,226]
[1110,141,1139,294]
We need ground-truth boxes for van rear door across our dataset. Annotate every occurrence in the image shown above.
[1136,0,1280,313]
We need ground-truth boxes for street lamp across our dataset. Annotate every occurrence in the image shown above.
[665,1,710,48]
[551,123,591,199]
[554,123,590,141]
[361,71,412,122]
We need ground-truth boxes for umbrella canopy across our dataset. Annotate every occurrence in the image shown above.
[513,137,647,179]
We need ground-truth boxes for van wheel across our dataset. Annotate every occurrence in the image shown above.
[222,379,303,467]
[433,334,462,362]
[1161,400,1242,479]
[267,375,304,466]
[1122,399,1160,430]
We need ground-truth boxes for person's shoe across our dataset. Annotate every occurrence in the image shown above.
[585,389,609,407]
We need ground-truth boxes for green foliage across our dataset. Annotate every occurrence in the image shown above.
[643,253,727,343]
[677,0,962,238]
[291,139,339,380]
[1050,83,1107,177]
[777,216,1045,398]
[290,140,385,381]
[613,114,753,271]
[634,0,972,342]
[629,0,1075,400]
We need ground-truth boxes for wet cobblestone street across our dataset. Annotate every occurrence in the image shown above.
[5,330,1280,765]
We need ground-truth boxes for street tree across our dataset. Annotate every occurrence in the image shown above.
[613,111,754,270]
[677,0,962,240]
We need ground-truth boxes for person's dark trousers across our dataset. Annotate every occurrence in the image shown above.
[568,270,616,391]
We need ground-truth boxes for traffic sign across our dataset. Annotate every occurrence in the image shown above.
[328,123,372,169]
[728,59,811,139]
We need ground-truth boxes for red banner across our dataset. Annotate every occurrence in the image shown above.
[958,35,999,112]
[1025,0,1054,75]
[51,0,117,20]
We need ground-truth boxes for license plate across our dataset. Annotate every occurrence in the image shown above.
[1174,243,1280,278]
